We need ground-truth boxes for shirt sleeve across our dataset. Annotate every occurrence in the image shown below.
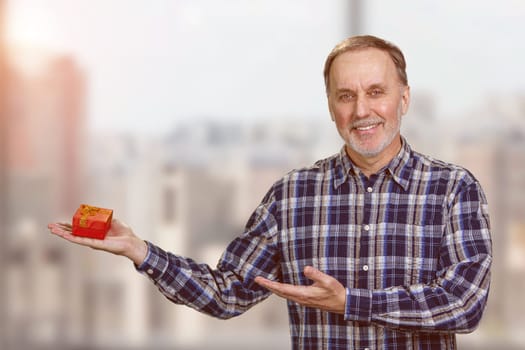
[135,189,281,320]
[344,180,492,333]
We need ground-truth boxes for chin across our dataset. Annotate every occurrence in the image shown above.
[354,147,384,158]
[347,129,401,158]
[347,139,387,158]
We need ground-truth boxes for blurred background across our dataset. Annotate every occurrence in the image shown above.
[1,0,524,349]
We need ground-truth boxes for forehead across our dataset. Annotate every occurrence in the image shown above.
[329,48,399,89]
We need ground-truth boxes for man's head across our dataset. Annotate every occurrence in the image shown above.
[324,35,410,168]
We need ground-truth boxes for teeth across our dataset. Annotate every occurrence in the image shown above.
[356,124,376,131]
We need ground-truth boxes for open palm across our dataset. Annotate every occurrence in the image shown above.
[48,219,147,264]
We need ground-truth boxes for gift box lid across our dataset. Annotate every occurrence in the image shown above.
[73,204,113,229]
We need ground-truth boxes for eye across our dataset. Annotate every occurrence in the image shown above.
[338,93,355,102]
[368,88,384,97]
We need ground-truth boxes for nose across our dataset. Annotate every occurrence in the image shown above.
[354,95,370,118]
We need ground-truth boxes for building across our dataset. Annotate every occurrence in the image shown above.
[5,48,87,349]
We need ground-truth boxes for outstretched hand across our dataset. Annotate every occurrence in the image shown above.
[255,266,346,314]
[47,219,148,265]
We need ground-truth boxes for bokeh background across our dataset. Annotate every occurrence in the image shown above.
[1,1,524,349]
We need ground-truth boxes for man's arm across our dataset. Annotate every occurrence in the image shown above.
[48,190,281,320]
[135,195,281,319]
[257,181,492,333]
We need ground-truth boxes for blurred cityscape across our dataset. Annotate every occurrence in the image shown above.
[2,1,525,350]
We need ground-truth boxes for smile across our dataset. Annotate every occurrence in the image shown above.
[354,122,381,131]
[356,124,377,131]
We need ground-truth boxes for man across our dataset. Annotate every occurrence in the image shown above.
[49,35,492,349]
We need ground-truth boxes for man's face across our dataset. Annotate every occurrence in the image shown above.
[327,48,410,161]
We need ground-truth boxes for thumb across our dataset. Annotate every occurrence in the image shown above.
[110,218,132,231]
[111,218,126,227]
[303,266,326,283]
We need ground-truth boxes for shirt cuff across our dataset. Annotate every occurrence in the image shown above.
[344,288,373,323]
[135,240,169,280]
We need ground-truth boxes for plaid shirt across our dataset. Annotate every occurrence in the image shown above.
[137,138,492,350]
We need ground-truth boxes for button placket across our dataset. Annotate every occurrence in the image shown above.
[358,176,375,289]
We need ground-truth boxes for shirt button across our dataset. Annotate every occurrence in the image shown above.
[363,224,370,231]
[363,265,369,271]
[147,269,154,275]
[366,187,373,193]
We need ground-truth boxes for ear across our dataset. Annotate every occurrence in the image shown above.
[400,85,410,116]
[327,95,336,122]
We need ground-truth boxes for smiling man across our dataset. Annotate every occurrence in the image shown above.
[49,35,492,350]
[327,43,410,175]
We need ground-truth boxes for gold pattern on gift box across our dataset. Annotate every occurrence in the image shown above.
[79,205,111,228]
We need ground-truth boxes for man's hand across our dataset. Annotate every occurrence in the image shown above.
[48,219,148,266]
[255,266,346,314]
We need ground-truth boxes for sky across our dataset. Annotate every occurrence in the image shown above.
[6,0,525,134]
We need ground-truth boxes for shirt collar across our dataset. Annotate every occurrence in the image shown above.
[333,136,413,191]
[386,136,412,191]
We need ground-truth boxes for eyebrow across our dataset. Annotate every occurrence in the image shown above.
[366,83,387,90]
[334,83,387,94]
[334,88,354,94]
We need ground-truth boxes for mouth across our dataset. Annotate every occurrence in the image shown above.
[355,124,379,131]
[352,121,382,132]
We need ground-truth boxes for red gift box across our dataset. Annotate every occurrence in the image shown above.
[72,204,113,239]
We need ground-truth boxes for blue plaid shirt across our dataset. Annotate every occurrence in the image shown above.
[137,138,492,350]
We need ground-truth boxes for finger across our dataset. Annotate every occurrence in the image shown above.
[254,276,275,290]
[304,267,342,291]
[61,234,108,250]
[48,226,70,236]
[48,222,71,229]
[48,222,72,234]
[255,277,305,299]
[256,282,297,302]
[48,224,104,248]
[303,266,327,284]
[110,218,130,230]
[254,277,287,296]
[56,223,72,232]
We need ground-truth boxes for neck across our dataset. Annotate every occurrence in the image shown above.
[345,137,402,177]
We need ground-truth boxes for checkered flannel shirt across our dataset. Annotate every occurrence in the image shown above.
[137,138,492,350]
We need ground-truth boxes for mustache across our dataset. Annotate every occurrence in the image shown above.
[350,117,385,129]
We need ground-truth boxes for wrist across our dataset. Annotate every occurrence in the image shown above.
[128,237,148,266]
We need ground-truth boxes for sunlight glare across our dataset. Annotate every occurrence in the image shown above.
[6,5,64,50]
